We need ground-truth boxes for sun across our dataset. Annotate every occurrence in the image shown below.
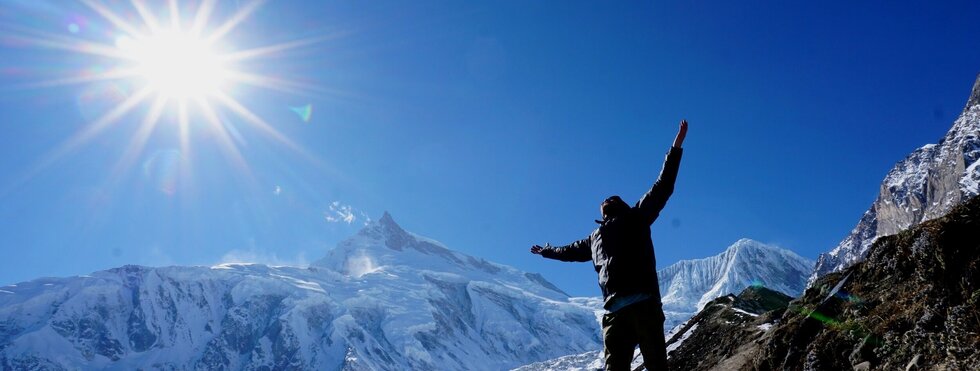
[117,29,229,100]
[1,0,335,186]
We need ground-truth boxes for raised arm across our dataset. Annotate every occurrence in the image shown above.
[531,237,592,262]
[636,120,687,224]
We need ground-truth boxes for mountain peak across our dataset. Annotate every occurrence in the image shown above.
[968,73,980,108]
[355,211,411,250]
[730,238,760,248]
[725,238,766,254]
[657,239,814,333]
[378,211,398,228]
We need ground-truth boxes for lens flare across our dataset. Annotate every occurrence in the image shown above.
[290,104,313,122]
[142,149,182,195]
[802,308,838,326]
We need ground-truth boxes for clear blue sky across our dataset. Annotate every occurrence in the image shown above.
[1,1,979,297]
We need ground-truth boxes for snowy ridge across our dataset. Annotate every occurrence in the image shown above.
[0,213,601,370]
[658,238,813,333]
[810,76,980,283]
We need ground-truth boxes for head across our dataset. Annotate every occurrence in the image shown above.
[600,195,629,220]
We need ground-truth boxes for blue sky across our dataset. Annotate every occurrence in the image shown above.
[1,1,979,297]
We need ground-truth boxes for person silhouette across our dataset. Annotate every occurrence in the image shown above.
[531,120,687,370]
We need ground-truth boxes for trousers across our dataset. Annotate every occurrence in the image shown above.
[601,297,668,371]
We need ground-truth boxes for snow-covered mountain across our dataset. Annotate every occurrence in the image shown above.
[658,238,813,333]
[512,238,813,370]
[0,212,601,370]
[810,75,980,283]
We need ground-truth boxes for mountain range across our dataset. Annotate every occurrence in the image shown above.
[0,213,601,370]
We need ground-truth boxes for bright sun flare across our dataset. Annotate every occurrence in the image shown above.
[4,0,330,184]
[118,30,229,99]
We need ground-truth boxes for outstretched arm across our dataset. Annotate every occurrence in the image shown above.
[673,119,688,149]
[531,237,592,262]
[636,120,687,224]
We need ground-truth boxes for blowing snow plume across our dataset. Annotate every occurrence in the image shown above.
[345,250,379,278]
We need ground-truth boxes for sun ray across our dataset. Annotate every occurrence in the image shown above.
[210,90,300,152]
[177,99,193,174]
[206,0,265,44]
[221,69,358,101]
[109,95,169,179]
[195,97,252,174]
[16,67,138,89]
[220,35,338,63]
[223,71,317,95]
[81,0,146,38]
[2,87,154,198]
[191,0,218,36]
[0,29,131,60]
[211,90,339,176]
[65,87,155,154]
[168,0,182,29]
[130,0,162,33]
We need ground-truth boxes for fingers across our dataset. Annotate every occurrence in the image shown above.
[673,120,687,148]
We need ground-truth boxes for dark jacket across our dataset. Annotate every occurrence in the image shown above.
[541,147,682,309]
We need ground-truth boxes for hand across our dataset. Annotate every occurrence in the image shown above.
[530,245,544,255]
[672,119,688,148]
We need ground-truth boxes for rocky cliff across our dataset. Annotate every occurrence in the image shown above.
[811,76,980,283]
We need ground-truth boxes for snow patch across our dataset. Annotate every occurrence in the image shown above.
[666,323,698,357]
[732,307,759,317]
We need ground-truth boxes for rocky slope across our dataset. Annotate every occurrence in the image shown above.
[811,75,980,283]
[0,213,601,370]
[661,195,980,370]
[664,286,792,371]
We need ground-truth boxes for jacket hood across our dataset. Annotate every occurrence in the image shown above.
[599,195,630,223]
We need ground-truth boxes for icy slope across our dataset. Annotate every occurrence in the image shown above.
[658,238,813,332]
[0,213,600,370]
